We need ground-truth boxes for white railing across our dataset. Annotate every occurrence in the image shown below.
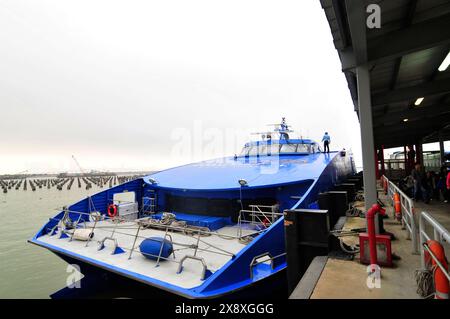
[236,204,283,237]
[381,175,419,254]
[419,211,450,283]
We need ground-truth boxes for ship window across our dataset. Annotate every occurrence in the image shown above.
[311,143,319,153]
[258,144,267,155]
[240,146,256,156]
[280,144,297,153]
[240,146,249,156]
[296,144,311,153]
[247,146,258,156]
[268,143,280,155]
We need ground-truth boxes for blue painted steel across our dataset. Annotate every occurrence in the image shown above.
[139,237,173,261]
[151,212,232,231]
[143,152,337,190]
[30,141,356,299]
[113,246,125,255]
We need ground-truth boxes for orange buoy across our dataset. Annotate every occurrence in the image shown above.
[424,240,449,299]
[107,204,118,217]
[393,192,401,221]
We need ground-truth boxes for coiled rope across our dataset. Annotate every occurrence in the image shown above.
[354,192,365,202]
[346,206,364,217]
[414,267,436,299]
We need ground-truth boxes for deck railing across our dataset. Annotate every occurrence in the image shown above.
[237,204,283,237]
[418,211,450,283]
[381,175,419,254]
[47,207,269,281]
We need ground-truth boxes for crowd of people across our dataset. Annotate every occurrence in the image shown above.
[400,163,450,204]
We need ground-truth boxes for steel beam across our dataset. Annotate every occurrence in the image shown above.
[373,104,450,127]
[439,131,445,165]
[374,113,450,136]
[345,0,367,65]
[356,65,378,232]
[372,78,450,106]
[388,0,418,91]
[368,13,450,64]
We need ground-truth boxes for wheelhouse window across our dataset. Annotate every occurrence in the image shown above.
[311,143,320,153]
[296,144,311,154]
[279,144,297,154]
[247,146,258,156]
[240,142,314,156]
[268,143,281,154]
[258,144,267,155]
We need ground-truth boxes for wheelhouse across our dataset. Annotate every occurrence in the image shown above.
[239,139,321,157]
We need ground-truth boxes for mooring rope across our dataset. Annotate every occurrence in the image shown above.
[415,267,436,299]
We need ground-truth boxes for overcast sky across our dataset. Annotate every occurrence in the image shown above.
[1,0,368,174]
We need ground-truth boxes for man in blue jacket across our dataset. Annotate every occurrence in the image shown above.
[322,132,331,153]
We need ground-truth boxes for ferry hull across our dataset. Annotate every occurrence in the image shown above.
[47,251,288,299]
[30,149,355,299]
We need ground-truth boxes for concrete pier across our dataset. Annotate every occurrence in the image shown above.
[290,184,450,299]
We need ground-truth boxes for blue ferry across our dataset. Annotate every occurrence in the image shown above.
[29,119,355,298]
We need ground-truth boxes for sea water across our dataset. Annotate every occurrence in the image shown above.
[0,181,105,298]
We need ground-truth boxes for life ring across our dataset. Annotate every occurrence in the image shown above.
[424,240,449,299]
[107,204,118,217]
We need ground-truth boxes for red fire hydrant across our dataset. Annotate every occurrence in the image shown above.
[366,203,386,272]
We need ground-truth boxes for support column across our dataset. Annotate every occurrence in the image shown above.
[375,147,379,179]
[439,131,445,166]
[416,142,423,166]
[404,145,407,174]
[356,65,378,233]
[380,145,385,176]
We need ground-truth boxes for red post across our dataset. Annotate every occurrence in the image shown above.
[367,204,386,271]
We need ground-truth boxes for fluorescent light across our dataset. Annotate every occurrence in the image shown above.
[403,118,409,122]
[438,51,450,72]
[414,97,424,106]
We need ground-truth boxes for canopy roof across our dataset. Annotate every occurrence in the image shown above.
[321,0,450,148]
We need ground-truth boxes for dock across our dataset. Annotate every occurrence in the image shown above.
[289,181,450,299]
[287,0,450,300]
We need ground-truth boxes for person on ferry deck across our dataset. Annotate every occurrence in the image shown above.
[322,132,331,153]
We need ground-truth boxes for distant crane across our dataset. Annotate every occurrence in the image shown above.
[72,155,87,175]
[71,155,97,212]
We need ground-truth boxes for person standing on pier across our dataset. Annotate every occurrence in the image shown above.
[322,132,331,153]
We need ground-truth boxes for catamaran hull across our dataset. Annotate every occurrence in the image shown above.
[30,150,355,299]
[46,250,288,299]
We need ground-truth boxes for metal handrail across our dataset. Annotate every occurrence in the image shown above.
[422,243,450,282]
[46,208,253,281]
[237,204,282,230]
[381,175,418,254]
[177,255,209,280]
[249,252,286,279]
[419,211,450,281]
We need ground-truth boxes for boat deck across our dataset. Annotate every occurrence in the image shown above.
[37,219,256,289]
